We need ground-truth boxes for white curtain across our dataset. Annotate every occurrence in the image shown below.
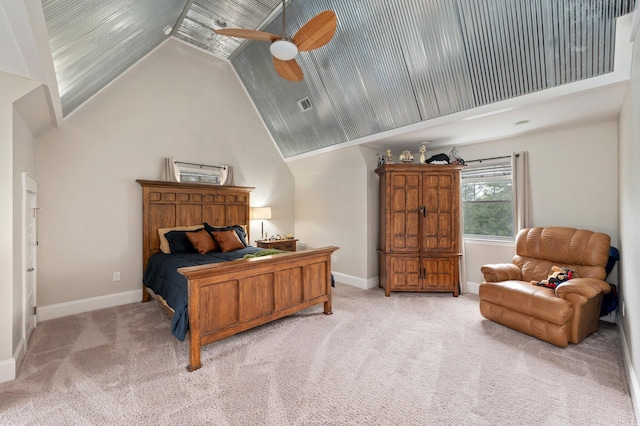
[220,165,234,185]
[512,151,532,231]
[459,193,467,294]
[163,158,180,182]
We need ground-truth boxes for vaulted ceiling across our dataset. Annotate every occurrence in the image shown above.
[41,0,636,158]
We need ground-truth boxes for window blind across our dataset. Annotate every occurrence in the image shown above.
[461,162,511,180]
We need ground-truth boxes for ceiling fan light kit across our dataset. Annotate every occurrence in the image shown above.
[213,0,337,81]
[270,39,298,61]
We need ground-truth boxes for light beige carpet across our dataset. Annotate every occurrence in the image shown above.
[0,283,635,425]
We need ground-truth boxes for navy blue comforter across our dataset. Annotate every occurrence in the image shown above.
[143,247,263,341]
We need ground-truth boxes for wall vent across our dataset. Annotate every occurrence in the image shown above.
[297,96,313,112]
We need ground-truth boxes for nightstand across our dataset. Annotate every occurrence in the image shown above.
[256,238,298,252]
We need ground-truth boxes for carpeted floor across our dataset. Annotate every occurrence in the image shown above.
[0,283,635,425]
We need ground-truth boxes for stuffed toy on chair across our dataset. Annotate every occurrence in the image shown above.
[531,266,574,289]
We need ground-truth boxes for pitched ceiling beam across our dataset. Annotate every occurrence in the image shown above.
[171,0,194,37]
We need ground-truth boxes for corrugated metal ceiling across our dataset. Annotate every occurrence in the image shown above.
[175,0,282,58]
[42,0,190,116]
[41,0,635,157]
[231,0,635,157]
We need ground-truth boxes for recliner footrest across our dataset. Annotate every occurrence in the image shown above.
[480,280,573,326]
[480,300,571,347]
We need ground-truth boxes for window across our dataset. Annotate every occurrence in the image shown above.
[177,165,221,184]
[173,161,227,185]
[461,162,514,239]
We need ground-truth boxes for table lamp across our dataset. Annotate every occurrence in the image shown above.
[251,207,272,239]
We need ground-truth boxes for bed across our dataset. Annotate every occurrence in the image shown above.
[137,179,338,371]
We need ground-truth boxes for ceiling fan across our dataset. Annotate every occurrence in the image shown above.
[214,0,337,82]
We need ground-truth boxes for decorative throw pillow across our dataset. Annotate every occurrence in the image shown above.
[204,223,248,247]
[211,230,245,253]
[186,229,219,254]
[158,224,204,253]
[165,230,199,254]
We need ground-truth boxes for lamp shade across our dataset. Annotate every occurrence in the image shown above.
[251,207,272,220]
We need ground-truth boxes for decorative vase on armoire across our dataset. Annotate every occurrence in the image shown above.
[376,163,464,297]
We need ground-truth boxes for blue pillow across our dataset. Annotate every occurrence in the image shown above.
[164,230,199,254]
[204,223,248,247]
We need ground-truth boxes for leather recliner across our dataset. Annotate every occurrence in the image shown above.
[479,227,611,347]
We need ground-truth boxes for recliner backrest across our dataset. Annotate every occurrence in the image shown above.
[512,227,610,282]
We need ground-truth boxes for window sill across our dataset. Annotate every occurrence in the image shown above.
[463,237,515,247]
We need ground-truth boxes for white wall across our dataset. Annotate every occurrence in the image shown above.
[287,145,379,288]
[0,2,27,78]
[12,106,36,354]
[464,240,515,289]
[34,39,294,308]
[435,121,619,239]
[0,71,39,382]
[618,16,640,417]
[365,146,380,279]
[0,75,15,374]
[1,0,64,123]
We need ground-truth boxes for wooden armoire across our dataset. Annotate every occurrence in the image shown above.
[376,163,464,297]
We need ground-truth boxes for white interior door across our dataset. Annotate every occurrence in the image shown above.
[23,173,37,348]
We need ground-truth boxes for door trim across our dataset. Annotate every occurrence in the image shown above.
[21,173,37,355]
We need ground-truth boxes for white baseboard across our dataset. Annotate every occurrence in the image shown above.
[618,317,640,423]
[0,334,26,384]
[38,289,141,322]
[466,281,480,294]
[332,272,378,289]
[0,357,16,384]
[335,276,479,293]
[14,336,25,375]
[600,310,617,323]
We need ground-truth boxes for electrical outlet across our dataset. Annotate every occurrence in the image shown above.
[113,272,120,282]
[622,300,626,317]
[332,255,338,263]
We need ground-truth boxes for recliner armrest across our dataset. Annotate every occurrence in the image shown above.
[481,263,522,282]
[555,278,611,299]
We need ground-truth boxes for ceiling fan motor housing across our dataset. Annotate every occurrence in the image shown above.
[270,38,298,61]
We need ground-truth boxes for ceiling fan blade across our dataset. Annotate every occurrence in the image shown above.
[273,57,303,82]
[214,28,281,42]
[293,10,337,52]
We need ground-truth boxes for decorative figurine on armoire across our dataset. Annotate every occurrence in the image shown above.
[399,150,414,163]
[418,144,426,164]
[385,149,394,164]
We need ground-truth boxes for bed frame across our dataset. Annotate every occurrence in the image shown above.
[137,179,338,371]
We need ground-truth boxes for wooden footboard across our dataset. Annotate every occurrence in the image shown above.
[137,179,338,371]
[178,246,338,371]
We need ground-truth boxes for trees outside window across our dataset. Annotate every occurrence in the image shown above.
[461,163,514,239]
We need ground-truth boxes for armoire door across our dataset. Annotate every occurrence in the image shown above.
[422,257,459,296]
[388,255,421,290]
[388,172,421,252]
[421,171,459,254]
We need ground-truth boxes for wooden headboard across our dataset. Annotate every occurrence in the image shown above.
[137,180,254,269]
